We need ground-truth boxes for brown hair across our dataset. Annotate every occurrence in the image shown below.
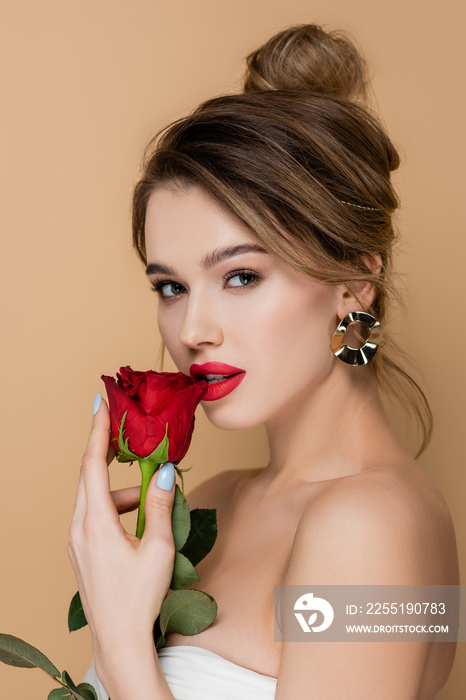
[132,24,432,456]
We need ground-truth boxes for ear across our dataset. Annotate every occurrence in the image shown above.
[336,253,383,319]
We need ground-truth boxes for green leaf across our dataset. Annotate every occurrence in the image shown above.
[75,683,98,700]
[62,670,77,690]
[171,485,191,551]
[170,551,200,590]
[0,633,60,677]
[48,689,71,699]
[144,424,169,463]
[68,591,88,632]
[180,508,217,566]
[62,671,98,700]
[159,589,217,638]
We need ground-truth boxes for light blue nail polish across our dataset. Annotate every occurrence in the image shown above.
[92,392,102,415]
[157,462,175,491]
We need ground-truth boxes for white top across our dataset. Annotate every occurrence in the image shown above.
[82,644,278,700]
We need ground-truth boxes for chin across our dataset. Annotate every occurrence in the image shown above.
[200,402,265,431]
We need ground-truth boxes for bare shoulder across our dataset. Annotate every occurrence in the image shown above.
[185,467,260,512]
[287,458,459,586]
[276,461,459,698]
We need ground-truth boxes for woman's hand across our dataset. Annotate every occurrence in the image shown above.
[67,394,176,660]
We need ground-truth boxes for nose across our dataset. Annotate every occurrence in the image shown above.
[178,293,224,349]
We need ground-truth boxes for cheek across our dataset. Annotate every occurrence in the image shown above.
[240,284,336,362]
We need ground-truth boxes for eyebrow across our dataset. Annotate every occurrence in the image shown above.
[145,243,269,276]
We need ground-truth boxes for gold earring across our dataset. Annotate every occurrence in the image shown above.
[331,311,383,366]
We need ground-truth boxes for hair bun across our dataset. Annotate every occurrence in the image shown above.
[243,24,368,102]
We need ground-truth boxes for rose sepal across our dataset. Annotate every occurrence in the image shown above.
[143,424,169,463]
[114,411,139,463]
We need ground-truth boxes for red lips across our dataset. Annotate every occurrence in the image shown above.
[190,362,244,377]
[190,362,246,401]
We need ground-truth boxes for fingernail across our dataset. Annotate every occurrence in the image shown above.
[156,462,175,491]
[92,392,102,415]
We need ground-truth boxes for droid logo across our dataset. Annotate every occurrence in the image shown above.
[294,592,334,632]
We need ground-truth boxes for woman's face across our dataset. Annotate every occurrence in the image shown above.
[144,184,341,430]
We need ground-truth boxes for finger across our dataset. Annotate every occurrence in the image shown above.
[111,486,140,514]
[81,394,115,515]
[70,392,113,527]
[142,462,176,548]
[70,471,87,526]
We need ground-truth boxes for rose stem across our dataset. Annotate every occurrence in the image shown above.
[136,458,159,539]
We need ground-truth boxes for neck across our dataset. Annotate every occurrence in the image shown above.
[262,360,402,489]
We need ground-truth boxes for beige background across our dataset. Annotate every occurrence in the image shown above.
[1,1,464,697]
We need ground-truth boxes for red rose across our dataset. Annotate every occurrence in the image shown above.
[101,366,207,462]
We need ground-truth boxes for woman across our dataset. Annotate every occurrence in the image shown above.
[69,25,459,699]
